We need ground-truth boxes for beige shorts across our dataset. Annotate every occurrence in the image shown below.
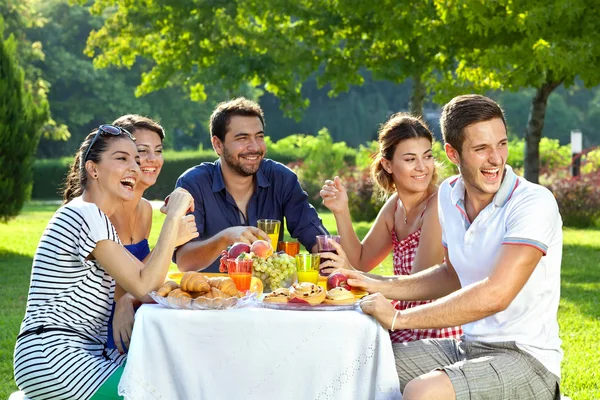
[393,338,560,400]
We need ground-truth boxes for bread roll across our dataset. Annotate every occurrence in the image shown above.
[324,287,356,305]
[156,280,178,297]
[289,282,326,305]
[263,288,290,303]
[180,272,210,293]
[208,277,239,297]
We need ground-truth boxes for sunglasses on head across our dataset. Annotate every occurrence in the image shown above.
[83,124,135,162]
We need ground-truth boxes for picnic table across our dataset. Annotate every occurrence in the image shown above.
[118,303,402,399]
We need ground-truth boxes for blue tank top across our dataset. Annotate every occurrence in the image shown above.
[106,239,151,350]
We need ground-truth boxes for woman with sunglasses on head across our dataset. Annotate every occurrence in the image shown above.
[13,125,197,399]
[320,113,461,343]
[105,115,189,354]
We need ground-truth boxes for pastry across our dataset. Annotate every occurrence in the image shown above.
[167,288,192,307]
[208,277,239,297]
[180,272,210,293]
[263,288,290,303]
[167,288,191,299]
[156,280,178,297]
[324,287,356,305]
[289,282,326,305]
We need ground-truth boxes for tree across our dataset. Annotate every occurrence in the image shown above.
[79,0,455,118]
[436,0,600,182]
[0,17,49,220]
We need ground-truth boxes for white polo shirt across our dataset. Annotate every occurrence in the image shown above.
[439,165,563,378]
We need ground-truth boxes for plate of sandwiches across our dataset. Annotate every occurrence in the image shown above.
[260,282,359,311]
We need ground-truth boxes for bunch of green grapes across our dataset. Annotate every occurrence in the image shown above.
[252,252,297,291]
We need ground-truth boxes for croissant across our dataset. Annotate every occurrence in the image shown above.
[180,272,210,293]
[168,288,191,299]
[157,280,179,297]
[323,287,356,305]
[289,282,326,305]
[208,277,239,297]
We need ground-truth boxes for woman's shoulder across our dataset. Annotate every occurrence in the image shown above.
[60,196,105,219]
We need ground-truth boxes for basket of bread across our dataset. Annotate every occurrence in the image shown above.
[150,272,256,310]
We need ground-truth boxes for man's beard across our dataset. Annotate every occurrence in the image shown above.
[223,147,264,177]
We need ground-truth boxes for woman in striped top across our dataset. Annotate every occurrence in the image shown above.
[13,126,197,399]
[319,113,462,342]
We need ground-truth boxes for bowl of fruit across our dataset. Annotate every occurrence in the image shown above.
[220,241,297,293]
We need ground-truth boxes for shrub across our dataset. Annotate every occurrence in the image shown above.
[548,174,600,228]
[0,21,49,219]
[344,167,386,222]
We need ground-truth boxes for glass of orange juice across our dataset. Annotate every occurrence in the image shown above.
[295,253,320,284]
[226,258,253,292]
[278,241,300,256]
[257,219,280,250]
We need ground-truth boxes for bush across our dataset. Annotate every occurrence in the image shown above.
[548,174,600,228]
[0,20,49,219]
[343,167,386,222]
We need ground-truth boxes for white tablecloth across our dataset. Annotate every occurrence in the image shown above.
[118,303,401,400]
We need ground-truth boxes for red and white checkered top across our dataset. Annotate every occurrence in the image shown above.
[389,228,463,343]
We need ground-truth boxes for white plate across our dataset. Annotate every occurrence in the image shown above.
[260,301,358,311]
[149,291,257,310]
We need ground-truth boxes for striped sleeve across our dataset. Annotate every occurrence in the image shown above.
[74,203,119,263]
[503,186,560,256]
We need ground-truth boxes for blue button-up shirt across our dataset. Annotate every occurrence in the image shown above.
[175,159,329,272]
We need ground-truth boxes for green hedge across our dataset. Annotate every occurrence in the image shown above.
[32,148,317,201]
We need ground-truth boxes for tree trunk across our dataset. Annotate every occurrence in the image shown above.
[524,79,562,183]
[409,74,426,117]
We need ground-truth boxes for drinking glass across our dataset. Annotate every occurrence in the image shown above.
[277,241,300,257]
[226,258,253,292]
[257,219,281,250]
[295,254,320,284]
[316,235,341,276]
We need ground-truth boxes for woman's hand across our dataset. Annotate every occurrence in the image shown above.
[160,188,194,218]
[359,293,398,330]
[320,176,349,215]
[175,214,199,247]
[112,294,136,354]
[319,239,355,276]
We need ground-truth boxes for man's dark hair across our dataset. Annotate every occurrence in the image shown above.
[209,97,265,141]
[440,94,506,154]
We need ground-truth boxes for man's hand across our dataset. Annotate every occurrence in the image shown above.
[112,294,136,354]
[333,268,383,294]
[359,293,398,330]
[223,226,270,245]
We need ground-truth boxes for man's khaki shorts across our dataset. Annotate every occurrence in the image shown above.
[393,338,560,400]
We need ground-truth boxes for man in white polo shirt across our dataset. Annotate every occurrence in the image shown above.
[337,94,562,399]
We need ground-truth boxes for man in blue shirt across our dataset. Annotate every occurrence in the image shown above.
[175,97,329,272]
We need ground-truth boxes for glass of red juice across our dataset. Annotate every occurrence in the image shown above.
[316,235,341,276]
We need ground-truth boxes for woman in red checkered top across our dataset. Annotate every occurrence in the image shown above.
[320,112,462,343]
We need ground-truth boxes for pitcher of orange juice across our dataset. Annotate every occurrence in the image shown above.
[257,219,280,250]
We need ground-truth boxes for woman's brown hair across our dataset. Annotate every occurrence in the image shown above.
[371,112,437,197]
[62,129,135,204]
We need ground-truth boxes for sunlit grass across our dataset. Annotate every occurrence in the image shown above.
[0,204,597,398]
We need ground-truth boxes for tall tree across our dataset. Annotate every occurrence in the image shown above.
[79,0,452,118]
[0,17,49,220]
[436,0,600,182]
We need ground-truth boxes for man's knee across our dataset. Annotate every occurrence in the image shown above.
[402,370,456,400]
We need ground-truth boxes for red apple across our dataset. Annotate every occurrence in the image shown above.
[228,242,251,259]
[327,272,353,291]
[250,240,274,258]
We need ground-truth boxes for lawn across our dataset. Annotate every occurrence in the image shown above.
[1,202,598,399]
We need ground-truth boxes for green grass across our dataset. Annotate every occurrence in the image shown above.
[1,203,598,398]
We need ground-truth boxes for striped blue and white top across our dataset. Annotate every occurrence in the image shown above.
[14,196,126,399]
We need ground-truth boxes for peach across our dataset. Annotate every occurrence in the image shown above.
[250,240,274,258]
[228,242,251,259]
